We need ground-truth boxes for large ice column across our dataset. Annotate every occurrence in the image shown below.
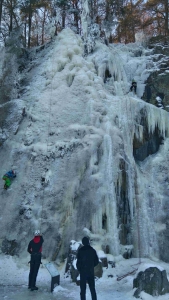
[103,121,120,255]
[133,167,159,259]
[90,119,120,255]
[81,0,90,40]
[81,0,100,54]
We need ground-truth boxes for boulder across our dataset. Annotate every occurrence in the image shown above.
[98,250,108,268]
[1,239,18,255]
[100,257,108,268]
[65,240,81,282]
[133,267,169,298]
[142,41,169,112]
[123,247,132,259]
[108,261,116,268]
[71,265,80,283]
[94,262,103,278]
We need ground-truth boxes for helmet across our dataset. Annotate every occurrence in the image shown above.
[34,230,40,236]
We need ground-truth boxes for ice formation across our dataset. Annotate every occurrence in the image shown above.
[0,29,169,265]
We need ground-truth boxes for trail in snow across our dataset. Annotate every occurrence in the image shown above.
[1,255,169,300]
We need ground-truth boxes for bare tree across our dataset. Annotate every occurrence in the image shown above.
[143,0,169,37]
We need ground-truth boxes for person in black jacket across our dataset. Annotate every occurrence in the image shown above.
[76,237,99,300]
[27,230,44,291]
[130,79,137,94]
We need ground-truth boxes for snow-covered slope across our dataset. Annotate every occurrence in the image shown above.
[0,29,169,264]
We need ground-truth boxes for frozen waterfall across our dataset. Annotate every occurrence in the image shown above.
[0,29,169,263]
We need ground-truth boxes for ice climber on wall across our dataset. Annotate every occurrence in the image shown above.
[2,170,16,189]
[76,236,99,300]
[130,79,137,94]
[27,230,44,291]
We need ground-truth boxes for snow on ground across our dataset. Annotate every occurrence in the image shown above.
[1,254,169,300]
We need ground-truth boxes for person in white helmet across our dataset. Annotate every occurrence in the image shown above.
[27,230,44,291]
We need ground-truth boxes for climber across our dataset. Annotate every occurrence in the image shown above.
[27,230,44,291]
[130,79,137,94]
[2,170,16,190]
[76,236,99,300]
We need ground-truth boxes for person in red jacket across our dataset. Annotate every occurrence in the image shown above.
[76,237,99,300]
[27,230,44,291]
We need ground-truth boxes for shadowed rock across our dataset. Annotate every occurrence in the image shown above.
[133,267,169,298]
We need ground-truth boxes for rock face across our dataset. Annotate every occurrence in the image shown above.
[142,37,169,112]
[133,108,164,162]
[133,267,169,298]
[1,239,18,256]
[94,262,103,278]
[0,100,25,145]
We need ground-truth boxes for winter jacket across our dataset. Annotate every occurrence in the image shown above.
[76,245,99,275]
[27,236,44,254]
[4,170,16,178]
[132,81,137,87]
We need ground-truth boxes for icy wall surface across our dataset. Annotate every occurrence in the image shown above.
[0,29,169,262]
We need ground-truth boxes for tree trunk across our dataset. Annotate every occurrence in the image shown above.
[9,0,13,33]
[61,4,66,28]
[42,8,46,44]
[117,24,121,42]
[28,0,32,48]
[35,12,39,46]
[130,0,135,42]
[0,0,4,25]
[24,22,27,47]
[164,0,168,36]
[73,0,79,33]
[105,0,110,21]
[91,0,98,22]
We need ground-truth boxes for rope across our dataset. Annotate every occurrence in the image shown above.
[117,267,138,281]
[135,170,141,264]
[0,284,28,287]
[108,46,142,281]
[39,42,54,233]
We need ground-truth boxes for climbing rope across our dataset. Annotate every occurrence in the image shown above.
[39,44,54,233]
[0,284,28,287]
[117,267,138,281]
[116,169,142,281]
[135,170,141,265]
[109,47,142,281]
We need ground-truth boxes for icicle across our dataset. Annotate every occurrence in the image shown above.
[147,105,169,138]
[134,124,144,141]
